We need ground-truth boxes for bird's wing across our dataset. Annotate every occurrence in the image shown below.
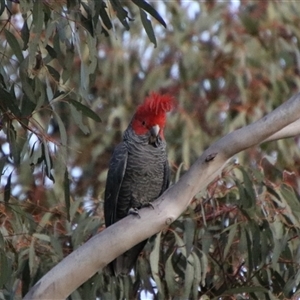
[104,142,128,227]
[161,158,170,194]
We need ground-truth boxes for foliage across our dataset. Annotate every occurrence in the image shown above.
[1,0,300,299]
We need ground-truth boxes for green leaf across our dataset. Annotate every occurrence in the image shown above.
[41,141,55,182]
[0,156,6,181]
[46,65,60,82]
[32,233,51,242]
[52,110,67,147]
[149,232,164,297]
[45,45,57,59]
[62,44,75,83]
[240,167,256,205]
[221,286,268,295]
[0,249,10,287]
[183,218,195,256]
[21,20,30,50]
[5,29,24,62]
[70,104,90,134]
[110,0,131,30]
[140,9,157,47]
[68,99,101,122]
[223,223,238,259]
[36,212,53,233]
[0,0,5,16]
[29,238,37,277]
[32,0,44,35]
[280,184,300,213]
[4,171,12,203]
[132,0,166,28]
[20,69,36,102]
[245,228,253,278]
[79,12,94,37]
[173,230,186,257]
[0,87,21,117]
[191,252,201,299]
[183,254,194,299]
[21,93,36,118]
[99,2,112,30]
[64,168,71,221]
[250,223,261,269]
[165,252,177,296]
[199,250,208,286]
[7,122,20,164]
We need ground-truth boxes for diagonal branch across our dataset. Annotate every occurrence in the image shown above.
[24,92,300,300]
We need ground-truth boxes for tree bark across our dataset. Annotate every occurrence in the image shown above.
[24,92,300,300]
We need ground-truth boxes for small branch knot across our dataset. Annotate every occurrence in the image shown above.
[165,217,173,225]
[205,152,217,162]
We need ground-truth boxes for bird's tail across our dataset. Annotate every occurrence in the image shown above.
[111,240,148,276]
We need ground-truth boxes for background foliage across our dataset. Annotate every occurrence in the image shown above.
[1,0,300,299]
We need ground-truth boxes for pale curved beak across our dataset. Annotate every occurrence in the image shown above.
[150,124,160,137]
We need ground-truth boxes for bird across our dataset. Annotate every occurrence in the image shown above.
[104,92,173,276]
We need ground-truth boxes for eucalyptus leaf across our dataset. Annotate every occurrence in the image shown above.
[68,99,101,122]
[5,29,24,62]
[132,0,166,28]
[140,9,157,47]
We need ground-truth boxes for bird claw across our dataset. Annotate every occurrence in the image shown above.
[142,202,154,209]
[128,207,141,218]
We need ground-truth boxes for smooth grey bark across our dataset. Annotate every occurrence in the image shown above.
[24,92,300,300]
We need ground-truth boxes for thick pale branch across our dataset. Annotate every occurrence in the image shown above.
[263,118,300,142]
[24,92,300,300]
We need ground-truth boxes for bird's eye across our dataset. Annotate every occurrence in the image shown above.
[142,121,146,126]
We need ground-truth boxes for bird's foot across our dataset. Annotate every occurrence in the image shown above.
[141,201,154,209]
[128,207,141,218]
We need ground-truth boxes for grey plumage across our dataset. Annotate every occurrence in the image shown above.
[104,121,170,276]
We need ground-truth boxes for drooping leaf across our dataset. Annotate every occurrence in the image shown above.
[165,252,177,296]
[149,232,164,297]
[62,44,75,83]
[0,87,21,117]
[46,65,60,82]
[5,29,24,62]
[64,168,71,221]
[4,171,12,203]
[7,122,20,164]
[21,93,36,119]
[32,0,44,35]
[32,233,51,242]
[67,0,78,9]
[79,12,94,37]
[99,2,112,30]
[110,0,131,30]
[132,0,166,28]
[223,222,238,259]
[139,9,157,47]
[68,99,101,122]
[21,20,30,50]
[221,286,268,296]
[20,70,36,104]
[191,252,202,298]
[0,249,10,287]
[70,104,90,134]
[45,45,57,59]
[183,218,195,257]
[240,167,256,206]
[29,238,37,277]
[245,228,253,278]
[183,254,194,300]
[41,141,55,182]
[0,0,5,16]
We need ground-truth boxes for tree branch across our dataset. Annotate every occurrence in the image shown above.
[24,92,300,300]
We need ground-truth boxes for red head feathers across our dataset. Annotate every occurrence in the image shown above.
[131,92,174,137]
